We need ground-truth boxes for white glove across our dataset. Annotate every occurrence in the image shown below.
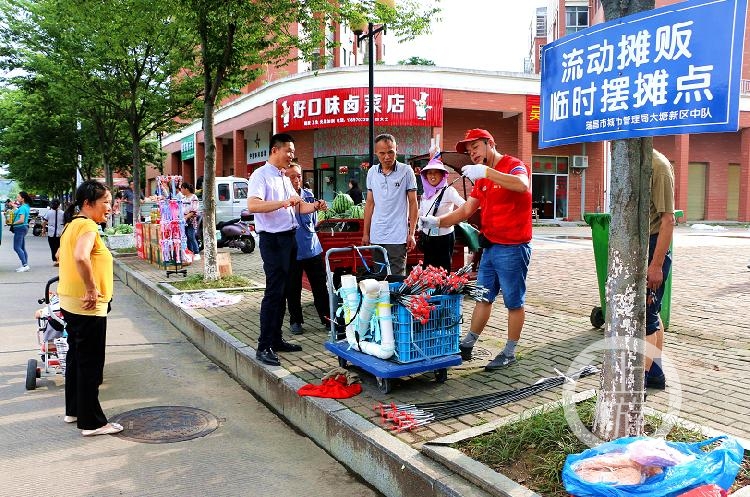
[462,164,489,181]
[419,215,440,230]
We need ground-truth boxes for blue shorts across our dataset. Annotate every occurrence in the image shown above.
[476,243,531,309]
[646,233,672,335]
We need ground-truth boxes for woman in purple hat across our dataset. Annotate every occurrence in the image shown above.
[416,156,465,271]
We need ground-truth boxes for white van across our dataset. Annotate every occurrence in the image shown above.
[214,176,249,224]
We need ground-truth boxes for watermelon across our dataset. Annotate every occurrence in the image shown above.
[332,192,354,213]
[350,204,364,219]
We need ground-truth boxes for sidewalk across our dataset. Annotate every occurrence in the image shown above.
[0,229,380,497]
[113,224,750,496]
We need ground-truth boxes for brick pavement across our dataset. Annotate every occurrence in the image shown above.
[120,225,750,447]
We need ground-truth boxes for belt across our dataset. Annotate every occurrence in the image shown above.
[259,228,297,236]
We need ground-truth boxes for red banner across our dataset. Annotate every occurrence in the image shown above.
[275,87,443,131]
[526,95,540,132]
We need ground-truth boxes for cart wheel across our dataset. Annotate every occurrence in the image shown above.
[376,377,392,394]
[590,306,605,329]
[26,359,38,390]
[337,357,348,368]
[435,368,448,383]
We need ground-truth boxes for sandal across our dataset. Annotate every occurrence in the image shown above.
[82,422,123,436]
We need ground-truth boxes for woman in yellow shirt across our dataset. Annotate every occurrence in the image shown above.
[58,180,122,436]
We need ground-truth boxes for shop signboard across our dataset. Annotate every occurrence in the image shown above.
[527,95,540,132]
[245,123,271,165]
[275,87,442,131]
[181,135,195,160]
[539,0,747,148]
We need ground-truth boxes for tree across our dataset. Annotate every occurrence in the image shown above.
[592,0,655,441]
[397,56,435,66]
[1,0,202,217]
[179,0,439,281]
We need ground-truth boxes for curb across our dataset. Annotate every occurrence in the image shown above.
[114,259,495,497]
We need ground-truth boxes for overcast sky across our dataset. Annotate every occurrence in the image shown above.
[385,0,548,72]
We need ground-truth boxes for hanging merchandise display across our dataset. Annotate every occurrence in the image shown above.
[155,175,188,277]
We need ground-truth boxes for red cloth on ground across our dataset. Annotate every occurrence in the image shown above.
[677,485,727,497]
[297,375,362,399]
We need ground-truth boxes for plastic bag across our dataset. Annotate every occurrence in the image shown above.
[563,436,744,497]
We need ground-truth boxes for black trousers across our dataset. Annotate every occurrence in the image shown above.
[258,230,296,350]
[47,235,60,262]
[62,310,109,430]
[286,253,330,326]
[421,231,456,272]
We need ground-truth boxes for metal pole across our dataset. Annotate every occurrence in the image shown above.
[368,21,375,171]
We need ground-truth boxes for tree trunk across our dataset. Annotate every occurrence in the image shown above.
[592,0,655,441]
[130,128,142,226]
[201,99,220,281]
[592,138,652,440]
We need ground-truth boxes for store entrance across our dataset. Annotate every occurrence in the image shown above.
[531,174,568,220]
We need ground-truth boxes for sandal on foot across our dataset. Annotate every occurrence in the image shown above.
[82,422,123,436]
[64,416,77,423]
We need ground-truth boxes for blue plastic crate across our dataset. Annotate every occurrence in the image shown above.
[388,284,462,364]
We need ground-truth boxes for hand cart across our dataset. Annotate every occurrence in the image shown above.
[324,246,462,394]
[26,277,68,390]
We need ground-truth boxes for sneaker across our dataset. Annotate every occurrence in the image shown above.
[484,353,517,371]
[16,265,30,272]
[193,254,201,261]
[290,323,303,335]
[645,373,666,390]
[459,344,473,361]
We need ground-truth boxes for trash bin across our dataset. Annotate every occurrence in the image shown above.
[583,210,682,329]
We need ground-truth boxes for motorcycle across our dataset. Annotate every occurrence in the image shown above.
[197,209,257,254]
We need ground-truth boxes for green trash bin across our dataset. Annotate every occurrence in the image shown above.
[583,210,682,329]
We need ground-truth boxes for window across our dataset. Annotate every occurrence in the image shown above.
[218,184,229,202]
[233,182,248,199]
[565,6,589,34]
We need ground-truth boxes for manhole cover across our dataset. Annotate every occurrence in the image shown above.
[110,406,220,444]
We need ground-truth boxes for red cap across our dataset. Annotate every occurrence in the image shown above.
[455,128,494,153]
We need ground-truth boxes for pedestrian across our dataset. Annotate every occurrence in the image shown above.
[58,180,123,436]
[347,179,363,205]
[122,181,135,224]
[179,182,201,261]
[417,154,465,272]
[247,133,320,366]
[644,149,676,390]
[284,163,331,335]
[11,191,33,272]
[43,199,65,266]
[362,133,418,276]
[420,129,532,371]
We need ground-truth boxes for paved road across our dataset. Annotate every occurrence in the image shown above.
[0,226,379,497]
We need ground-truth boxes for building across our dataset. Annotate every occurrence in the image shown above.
[158,1,750,222]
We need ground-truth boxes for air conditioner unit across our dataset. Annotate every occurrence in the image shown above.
[572,155,589,169]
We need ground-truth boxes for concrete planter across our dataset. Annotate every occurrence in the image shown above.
[104,233,135,249]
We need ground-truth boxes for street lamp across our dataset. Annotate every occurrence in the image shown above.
[353,21,386,173]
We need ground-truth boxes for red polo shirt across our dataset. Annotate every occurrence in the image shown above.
[470,155,532,245]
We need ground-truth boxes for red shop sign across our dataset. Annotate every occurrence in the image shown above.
[275,87,443,131]
[526,95,540,132]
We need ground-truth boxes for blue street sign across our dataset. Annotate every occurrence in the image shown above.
[539,0,748,148]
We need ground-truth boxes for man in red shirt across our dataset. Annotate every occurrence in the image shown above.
[420,129,532,371]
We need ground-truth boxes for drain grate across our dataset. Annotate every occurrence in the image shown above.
[110,406,220,444]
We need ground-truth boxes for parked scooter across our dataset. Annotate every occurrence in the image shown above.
[197,209,257,254]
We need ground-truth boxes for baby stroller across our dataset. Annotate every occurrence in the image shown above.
[26,277,68,390]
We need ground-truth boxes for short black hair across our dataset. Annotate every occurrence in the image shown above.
[375,133,396,146]
[270,133,295,153]
[181,182,195,193]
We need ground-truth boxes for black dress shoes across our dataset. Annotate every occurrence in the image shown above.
[274,340,302,353]
[256,348,280,366]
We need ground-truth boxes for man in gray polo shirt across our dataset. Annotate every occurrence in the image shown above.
[362,133,418,276]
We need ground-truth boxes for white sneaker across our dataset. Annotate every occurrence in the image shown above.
[16,265,30,272]
[193,254,201,261]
